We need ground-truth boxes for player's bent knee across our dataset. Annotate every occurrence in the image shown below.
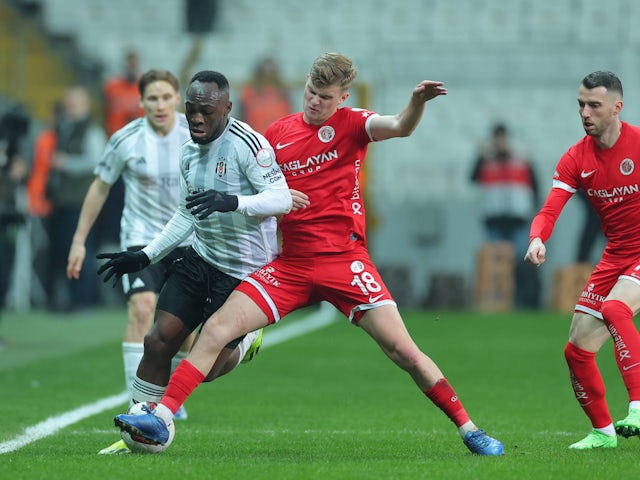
[143,331,178,359]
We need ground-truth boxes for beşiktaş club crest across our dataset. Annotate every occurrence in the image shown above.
[216,158,227,177]
[620,158,634,176]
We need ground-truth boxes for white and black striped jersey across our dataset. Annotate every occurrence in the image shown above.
[94,114,192,249]
[143,117,292,280]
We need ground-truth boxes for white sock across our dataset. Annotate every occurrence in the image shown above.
[457,420,477,438]
[122,342,144,395]
[155,403,175,425]
[131,376,166,404]
[595,423,615,436]
[629,401,640,412]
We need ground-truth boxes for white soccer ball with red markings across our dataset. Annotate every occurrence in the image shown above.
[120,402,175,454]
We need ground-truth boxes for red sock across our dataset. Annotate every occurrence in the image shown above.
[602,299,640,400]
[564,342,611,428]
[424,378,470,427]
[162,360,205,414]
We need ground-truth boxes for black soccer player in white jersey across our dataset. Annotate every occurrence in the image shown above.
[96,69,292,443]
[69,70,267,454]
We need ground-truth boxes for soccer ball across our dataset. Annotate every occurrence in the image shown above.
[120,402,175,454]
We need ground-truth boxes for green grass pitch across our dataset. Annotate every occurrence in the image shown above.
[0,307,635,479]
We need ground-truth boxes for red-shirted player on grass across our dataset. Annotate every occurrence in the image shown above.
[525,70,640,450]
[111,52,504,456]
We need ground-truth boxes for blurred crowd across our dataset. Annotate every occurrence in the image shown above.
[1,50,596,328]
[1,85,109,315]
[0,52,147,317]
[0,52,293,322]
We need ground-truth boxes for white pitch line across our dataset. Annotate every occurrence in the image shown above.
[0,303,337,454]
[263,302,337,346]
[0,392,130,454]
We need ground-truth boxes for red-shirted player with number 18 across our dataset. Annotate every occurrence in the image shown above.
[525,70,640,450]
[114,52,504,456]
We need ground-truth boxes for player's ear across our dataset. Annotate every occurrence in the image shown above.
[338,92,350,105]
[614,99,623,115]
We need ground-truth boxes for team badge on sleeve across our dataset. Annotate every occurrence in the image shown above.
[256,148,274,168]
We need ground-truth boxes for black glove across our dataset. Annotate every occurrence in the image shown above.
[96,250,150,287]
[185,189,238,220]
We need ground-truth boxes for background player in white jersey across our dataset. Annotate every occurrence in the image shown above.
[113,53,504,456]
[96,69,292,440]
[525,71,640,450]
[67,69,191,418]
[67,70,263,454]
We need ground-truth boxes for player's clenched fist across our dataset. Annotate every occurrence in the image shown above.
[524,237,546,267]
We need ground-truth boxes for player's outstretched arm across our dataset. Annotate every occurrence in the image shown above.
[370,80,447,141]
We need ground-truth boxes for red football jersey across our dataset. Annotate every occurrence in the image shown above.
[553,121,640,254]
[265,107,377,256]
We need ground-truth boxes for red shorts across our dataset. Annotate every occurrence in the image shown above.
[235,243,396,324]
[576,251,640,318]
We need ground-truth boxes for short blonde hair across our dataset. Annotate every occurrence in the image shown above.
[309,53,357,91]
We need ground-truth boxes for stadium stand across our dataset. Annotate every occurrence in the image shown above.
[3,0,640,308]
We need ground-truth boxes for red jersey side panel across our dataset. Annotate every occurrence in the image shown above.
[266,108,376,256]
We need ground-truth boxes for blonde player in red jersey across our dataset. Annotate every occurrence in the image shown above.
[525,70,640,450]
[114,52,504,456]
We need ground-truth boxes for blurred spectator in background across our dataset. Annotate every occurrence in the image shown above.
[27,102,63,219]
[27,102,65,309]
[238,57,292,134]
[45,86,107,312]
[0,103,31,349]
[575,189,605,263]
[470,123,541,309]
[103,51,144,137]
[100,51,144,252]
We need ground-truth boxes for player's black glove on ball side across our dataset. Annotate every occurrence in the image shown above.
[186,189,238,220]
[96,250,150,287]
